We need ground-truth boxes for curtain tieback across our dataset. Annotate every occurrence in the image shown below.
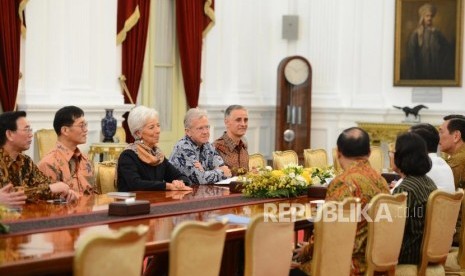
[118,75,134,104]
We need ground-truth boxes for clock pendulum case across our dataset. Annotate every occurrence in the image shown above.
[275,56,312,162]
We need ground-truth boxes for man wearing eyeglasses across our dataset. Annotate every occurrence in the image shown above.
[38,106,95,195]
[169,108,232,184]
[0,111,78,203]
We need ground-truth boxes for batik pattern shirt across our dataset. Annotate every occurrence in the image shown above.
[446,144,465,189]
[0,148,53,201]
[213,132,249,176]
[38,142,95,194]
[392,175,436,265]
[325,160,389,275]
[169,136,226,184]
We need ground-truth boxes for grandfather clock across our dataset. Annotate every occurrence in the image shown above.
[275,56,312,162]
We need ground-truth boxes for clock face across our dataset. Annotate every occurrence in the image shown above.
[284,59,309,85]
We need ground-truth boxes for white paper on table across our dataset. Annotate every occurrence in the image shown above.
[214,176,238,185]
[215,214,250,225]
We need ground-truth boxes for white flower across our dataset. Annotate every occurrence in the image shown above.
[265,166,273,171]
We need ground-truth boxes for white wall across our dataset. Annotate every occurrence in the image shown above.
[14,0,465,163]
[200,0,465,162]
[17,0,132,161]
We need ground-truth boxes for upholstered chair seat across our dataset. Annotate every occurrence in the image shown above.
[303,149,328,168]
[272,150,298,169]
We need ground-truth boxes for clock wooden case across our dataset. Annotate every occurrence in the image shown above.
[276,56,312,162]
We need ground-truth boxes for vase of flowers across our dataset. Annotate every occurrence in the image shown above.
[101,109,117,142]
[240,164,311,198]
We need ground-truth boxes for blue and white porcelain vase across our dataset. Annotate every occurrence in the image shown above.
[101,109,117,142]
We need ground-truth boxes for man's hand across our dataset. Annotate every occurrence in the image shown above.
[219,165,232,178]
[193,161,204,172]
[166,180,193,191]
[0,184,27,206]
[49,182,80,203]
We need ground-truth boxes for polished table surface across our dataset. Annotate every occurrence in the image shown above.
[0,185,315,275]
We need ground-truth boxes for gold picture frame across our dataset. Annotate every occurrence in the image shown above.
[394,0,463,86]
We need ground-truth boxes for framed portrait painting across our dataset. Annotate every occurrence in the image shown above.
[394,0,463,86]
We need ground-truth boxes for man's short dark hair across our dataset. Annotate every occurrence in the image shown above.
[53,106,84,135]
[394,132,431,176]
[0,111,27,146]
[410,123,439,153]
[446,118,465,142]
[336,127,370,157]
[444,114,465,120]
[224,105,246,119]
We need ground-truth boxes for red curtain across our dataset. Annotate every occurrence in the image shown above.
[176,0,215,108]
[0,0,22,111]
[117,0,150,143]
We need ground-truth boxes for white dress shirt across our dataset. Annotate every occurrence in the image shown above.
[427,153,455,193]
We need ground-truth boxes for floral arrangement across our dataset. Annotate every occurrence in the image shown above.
[240,164,311,198]
[308,166,336,186]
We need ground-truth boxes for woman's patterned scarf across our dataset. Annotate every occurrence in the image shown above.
[126,140,164,166]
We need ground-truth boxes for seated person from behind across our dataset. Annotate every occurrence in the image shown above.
[0,111,78,202]
[409,123,454,193]
[391,132,436,265]
[169,108,232,184]
[213,105,249,175]
[38,106,96,195]
[294,127,389,275]
[117,106,191,192]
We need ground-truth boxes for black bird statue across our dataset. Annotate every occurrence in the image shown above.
[393,104,428,119]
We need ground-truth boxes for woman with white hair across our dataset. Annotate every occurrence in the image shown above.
[117,105,191,191]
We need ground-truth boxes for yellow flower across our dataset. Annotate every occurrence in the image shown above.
[271,170,285,177]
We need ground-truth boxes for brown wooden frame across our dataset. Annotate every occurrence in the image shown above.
[394,0,463,86]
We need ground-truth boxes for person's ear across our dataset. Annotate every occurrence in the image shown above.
[453,130,462,143]
[5,130,14,141]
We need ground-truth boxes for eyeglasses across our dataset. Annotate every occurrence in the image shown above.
[16,127,33,133]
[69,122,88,130]
[192,125,210,132]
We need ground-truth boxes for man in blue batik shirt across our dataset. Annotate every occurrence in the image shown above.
[169,108,232,184]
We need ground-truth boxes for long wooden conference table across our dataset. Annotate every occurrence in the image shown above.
[0,185,315,275]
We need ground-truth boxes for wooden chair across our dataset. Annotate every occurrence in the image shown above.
[95,161,117,194]
[396,189,464,276]
[249,153,267,170]
[311,197,360,276]
[303,148,328,168]
[368,146,384,173]
[35,129,57,160]
[74,225,149,276]
[365,193,407,276]
[169,220,227,276]
[445,189,465,275]
[244,214,294,276]
[272,150,298,169]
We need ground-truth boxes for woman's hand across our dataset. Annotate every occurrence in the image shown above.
[166,180,193,191]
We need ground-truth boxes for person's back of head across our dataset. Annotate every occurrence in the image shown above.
[53,106,84,136]
[336,127,370,158]
[446,118,465,143]
[410,123,439,153]
[0,111,27,146]
[394,132,431,176]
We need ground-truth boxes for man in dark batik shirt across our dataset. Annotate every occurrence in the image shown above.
[0,111,78,203]
[213,105,249,176]
[169,108,232,184]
